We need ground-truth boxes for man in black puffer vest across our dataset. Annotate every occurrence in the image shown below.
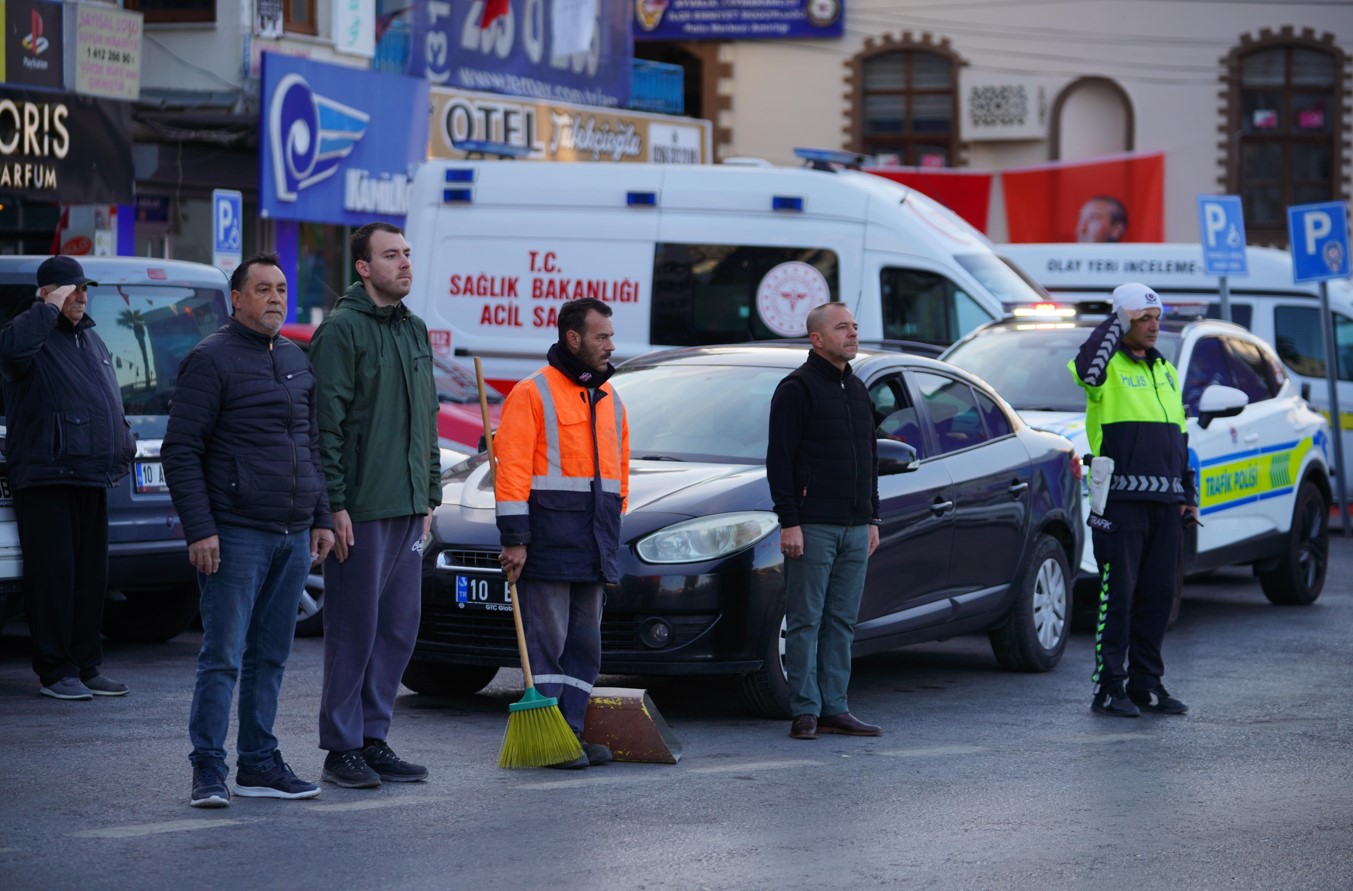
[163,254,334,809]
[767,302,882,741]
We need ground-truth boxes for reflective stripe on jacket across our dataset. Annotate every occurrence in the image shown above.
[1069,315,1195,505]
[494,364,629,583]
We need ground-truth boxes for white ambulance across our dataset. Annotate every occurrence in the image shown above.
[1000,242,1353,481]
[403,151,1043,390]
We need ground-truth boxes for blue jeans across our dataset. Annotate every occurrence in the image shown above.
[784,524,870,717]
[188,525,311,771]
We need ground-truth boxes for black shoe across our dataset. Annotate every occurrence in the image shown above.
[190,759,230,808]
[322,749,382,788]
[235,751,321,799]
[1091,685,1141,718]
[361,739,428,782]
[1128,684,1188,715]
[546,752,589,770]
[790,715,818,740]
[581,742,613,766]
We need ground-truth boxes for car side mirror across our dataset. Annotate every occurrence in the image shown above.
[877,438,920,475]
[1197,384,1248,429]
[1301,381,1312,402]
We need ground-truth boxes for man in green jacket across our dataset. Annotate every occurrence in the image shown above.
[310,222,442,788]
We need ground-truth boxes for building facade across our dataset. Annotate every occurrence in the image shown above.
[661,2,1350,244]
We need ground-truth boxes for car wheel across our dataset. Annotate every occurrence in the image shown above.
[101,584,200,643]
[737,613,792,719]
[400,660,498,697]
[294,570,325,637]
[989,533,1070,672]
[1258,479,1329,605]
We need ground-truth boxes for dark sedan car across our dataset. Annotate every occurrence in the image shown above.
[405,345,1083,717]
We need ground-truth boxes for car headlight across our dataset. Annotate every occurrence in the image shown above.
[635,511,780,564]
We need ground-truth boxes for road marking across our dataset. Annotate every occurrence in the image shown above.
[688,759,820,774]
[1055,733,1145,744]
[871,745,986,758]
[74,819,252,839]
[317,796,450,813]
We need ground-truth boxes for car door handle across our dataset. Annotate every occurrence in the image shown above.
[1008,481,1029,495]
[1242,433,1260,444]
[931,500,954,515]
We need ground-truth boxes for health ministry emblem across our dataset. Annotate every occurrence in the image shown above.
[270,72,370,202]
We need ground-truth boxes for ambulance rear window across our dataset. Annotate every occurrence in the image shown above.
[650,243,840,347]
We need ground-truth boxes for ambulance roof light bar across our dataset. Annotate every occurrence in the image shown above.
[793,147,869,172]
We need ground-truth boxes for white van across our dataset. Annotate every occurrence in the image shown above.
[1001,242,1353,480]
[404,156,1043,389]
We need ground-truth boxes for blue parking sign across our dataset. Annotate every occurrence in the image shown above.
[1287,201,1350,283]
[212,189,243,273]
[1196,195,1247,276]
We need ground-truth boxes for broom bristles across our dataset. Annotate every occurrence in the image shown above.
[498,693,584,768]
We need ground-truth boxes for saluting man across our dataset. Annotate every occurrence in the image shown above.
[1070,282,1198,718]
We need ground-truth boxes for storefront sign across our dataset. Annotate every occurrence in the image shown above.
[634,0,843,41]
[411,0,632,109]
[259,53,429,226]
[5,0,64,91]
[428,86,710,163]
[74,5,142,101]
[0,89,133,203]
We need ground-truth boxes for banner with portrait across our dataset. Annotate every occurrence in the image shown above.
[1002,151,1165,244]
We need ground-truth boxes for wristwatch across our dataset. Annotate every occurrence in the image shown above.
[867,519,883,527]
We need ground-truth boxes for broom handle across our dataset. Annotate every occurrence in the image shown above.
[474,357,537,690]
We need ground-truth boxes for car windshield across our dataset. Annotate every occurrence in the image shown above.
[611,362,786,462]
[955,253,1049,304]
[90,285,231,416]
[433,355,502,404]
[945,325,1182,413]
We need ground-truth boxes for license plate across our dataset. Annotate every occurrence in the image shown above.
[134,461,169,495]
[455,574,513,611]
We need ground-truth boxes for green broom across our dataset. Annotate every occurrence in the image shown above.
[474,359,584,769]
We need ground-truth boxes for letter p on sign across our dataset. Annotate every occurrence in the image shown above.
[1303,211,1332,255]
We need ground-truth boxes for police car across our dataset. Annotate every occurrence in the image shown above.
[943,308,1332,607]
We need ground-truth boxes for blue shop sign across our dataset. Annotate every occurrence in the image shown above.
[410,0,632,109]
[259,53,429,227]
[634,0,844,41]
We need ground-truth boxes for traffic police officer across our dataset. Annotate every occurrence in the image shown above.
[1070,282,1199,717]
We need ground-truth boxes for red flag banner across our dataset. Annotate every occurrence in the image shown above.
[1001,151,1165,244]
[865,168,994,234]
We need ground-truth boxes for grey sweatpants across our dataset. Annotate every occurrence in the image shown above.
[319,515,423,753]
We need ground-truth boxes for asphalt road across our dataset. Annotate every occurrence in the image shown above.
[2,539,1352,891]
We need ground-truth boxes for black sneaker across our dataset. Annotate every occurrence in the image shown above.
[1128,684,1188,715]
[361,739,428,783]
[234,751,320,799]
[581,742,613,766]
[322,749,382,788]
[190,760,230,808]
[1091,684,1141,718]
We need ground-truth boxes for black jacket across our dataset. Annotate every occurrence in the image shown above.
[162,318,332,543]
[767,350,880,528]
[0,300,133,490]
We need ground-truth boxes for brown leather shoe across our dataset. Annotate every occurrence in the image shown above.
[789,714,817,740]
[817,712,882,736]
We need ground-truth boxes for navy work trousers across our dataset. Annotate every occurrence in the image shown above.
[516,578,603,736]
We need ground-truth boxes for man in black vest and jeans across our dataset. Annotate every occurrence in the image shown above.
[767,302,882,740]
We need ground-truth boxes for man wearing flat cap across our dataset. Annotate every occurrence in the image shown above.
[1069,282,1198,719]
[0,256,134,700]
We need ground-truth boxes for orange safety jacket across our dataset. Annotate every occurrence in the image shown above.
[494,364,629,583]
